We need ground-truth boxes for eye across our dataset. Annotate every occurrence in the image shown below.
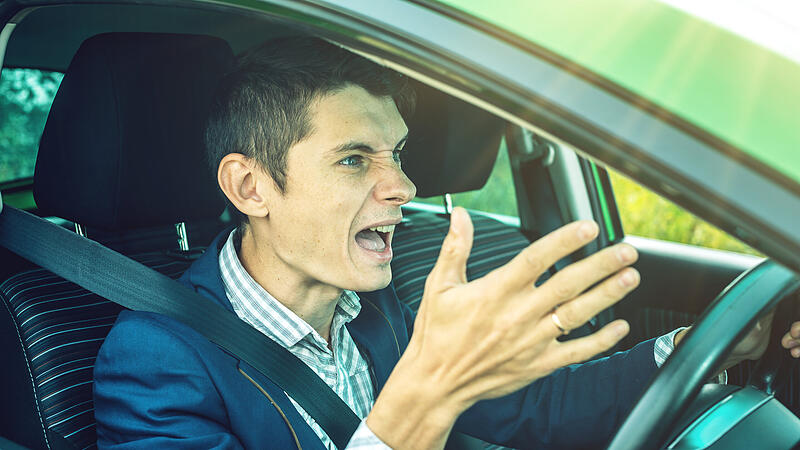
[339,155,364,167]
[393,149,404,166]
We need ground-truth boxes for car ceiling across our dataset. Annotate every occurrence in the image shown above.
[4,3,295,71]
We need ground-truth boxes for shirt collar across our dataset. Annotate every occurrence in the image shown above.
[218,228,362,349]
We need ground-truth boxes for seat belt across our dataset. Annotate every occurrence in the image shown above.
[0,203,360,449]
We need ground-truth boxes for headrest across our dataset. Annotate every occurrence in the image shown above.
[402,81,505,198]
[34,33,233,230]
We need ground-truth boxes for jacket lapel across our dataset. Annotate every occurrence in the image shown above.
[347,290,405,393]
[235,360,328,450]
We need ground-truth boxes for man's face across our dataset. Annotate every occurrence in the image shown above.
[260,84,416,293]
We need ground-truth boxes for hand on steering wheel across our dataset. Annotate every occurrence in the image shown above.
[608,259,800,450]
[673,308,776,373]
[780,292,800,358]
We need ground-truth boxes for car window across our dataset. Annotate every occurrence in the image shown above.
[413,138,518,219]
[609,169,762,256]
[0,68,63,184]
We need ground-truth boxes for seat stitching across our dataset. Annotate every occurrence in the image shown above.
[38,364,95,388]
[28,317,118,345]
[44,399,93,421]
[20,302,112,328]
[63,422,94,438]
[1,294,52,449]
[39,380,94,403]
[29,323,113,348]
[48,406,93,428]
[37,356,96,380]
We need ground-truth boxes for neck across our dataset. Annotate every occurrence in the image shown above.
[238,225,342,341]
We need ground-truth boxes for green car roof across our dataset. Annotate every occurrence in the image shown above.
[438,0,800,184]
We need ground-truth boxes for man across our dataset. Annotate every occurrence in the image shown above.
[94,37,790,449]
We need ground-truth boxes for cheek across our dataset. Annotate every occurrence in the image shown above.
[287,171,374,257]
[295,194,354,254]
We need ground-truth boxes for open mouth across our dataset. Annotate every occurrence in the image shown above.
[355,224,395,253]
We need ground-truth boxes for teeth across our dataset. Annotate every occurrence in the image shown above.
[368,225,395,233]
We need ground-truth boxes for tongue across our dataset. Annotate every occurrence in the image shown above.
[355,230,386,252]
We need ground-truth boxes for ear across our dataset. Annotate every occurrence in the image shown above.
[217,153,271,219]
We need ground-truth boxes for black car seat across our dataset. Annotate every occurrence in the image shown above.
[0,33,233,450]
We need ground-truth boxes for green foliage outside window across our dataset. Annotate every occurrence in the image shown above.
[609,170,762,256]
[415,140,519,218]
[0,68,63,183]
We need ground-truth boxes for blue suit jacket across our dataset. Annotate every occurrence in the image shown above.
[94,230,658,449]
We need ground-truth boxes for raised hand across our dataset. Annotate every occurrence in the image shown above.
[367,207,640,449]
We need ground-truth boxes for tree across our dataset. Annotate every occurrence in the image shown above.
[0,69,63,182]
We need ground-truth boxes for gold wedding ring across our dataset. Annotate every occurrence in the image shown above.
[551,309,569,336]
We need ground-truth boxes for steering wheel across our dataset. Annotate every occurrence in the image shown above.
[608,259,800,450]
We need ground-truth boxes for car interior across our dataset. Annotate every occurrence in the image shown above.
[0,2,798,450]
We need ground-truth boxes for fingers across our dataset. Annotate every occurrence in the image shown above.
[784,334,800,358]
[539,320,630,369]
[533,242,638,318]
[782,321,800,358]
[427,207,474,290]
[545,267,640,336]
[490,220,600,291]
[781,322,800,347]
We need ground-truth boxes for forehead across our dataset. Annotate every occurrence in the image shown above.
[306,84,408,151]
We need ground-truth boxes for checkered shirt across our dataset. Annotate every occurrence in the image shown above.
[655,327,727,383]
[655,327,683,367]
[219,230,388,449]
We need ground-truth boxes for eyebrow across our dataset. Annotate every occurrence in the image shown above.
[329,132,408,155]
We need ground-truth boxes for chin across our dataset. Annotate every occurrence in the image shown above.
[348,266,392,292]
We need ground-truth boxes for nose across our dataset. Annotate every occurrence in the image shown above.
[375,163,417,206]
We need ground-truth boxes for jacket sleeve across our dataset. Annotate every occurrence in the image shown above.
[454,338,659,449]
[93,311,244,449]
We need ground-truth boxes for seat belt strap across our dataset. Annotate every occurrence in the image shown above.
[0,205,360,449]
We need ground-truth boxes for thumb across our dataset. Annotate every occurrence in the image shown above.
[428,207,474,288]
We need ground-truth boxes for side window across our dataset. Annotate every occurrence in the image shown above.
[0,68,64,183]
[414,139,519,219]
[609,169,762,256]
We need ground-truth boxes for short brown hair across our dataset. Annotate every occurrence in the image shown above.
[205,37,416,223]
